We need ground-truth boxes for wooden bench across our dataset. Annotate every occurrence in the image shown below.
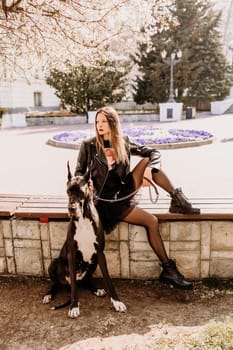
[2,168,233,221]
[1,193,232,222]
[1,193,233,280]
[0,194,30,217]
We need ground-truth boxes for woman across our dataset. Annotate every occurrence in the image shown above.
[75,106,199,289]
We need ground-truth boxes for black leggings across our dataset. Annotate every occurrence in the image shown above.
[121,158,169,264]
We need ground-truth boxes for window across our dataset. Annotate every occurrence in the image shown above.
[34,92,42,107]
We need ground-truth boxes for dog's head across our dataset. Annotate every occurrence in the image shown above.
[66,161,93,220]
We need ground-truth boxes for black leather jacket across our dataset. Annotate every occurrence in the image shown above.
[74,136,160,197]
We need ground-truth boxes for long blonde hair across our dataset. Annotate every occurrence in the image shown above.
[95,106,129,165]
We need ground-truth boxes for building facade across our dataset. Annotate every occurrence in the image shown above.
[0,77,60,112]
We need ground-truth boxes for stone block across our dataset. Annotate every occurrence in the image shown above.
[119,222,129,241]
[42,240,51,259]
[1,113,13,128]
[0,257,7,273]
[129,224,147,241]
[14,239,41,249]
[0,230,3,247]
[159,102,183,122]
[159,222,170,240]
[11,113,27,127]
[170,241,200,252]
[4,238,13,256]
[210,259,233,278]
[49,222,68,250]
[106,226,119,241]
[170,222,200,241]
[201,222,211,260]
[12,220,40,240]
[1,220,12,238]
[200,260,210,278]
[130,240,152,252]
[170,251,200,279]
[14,247,43,275]
[40,222,50,241]
[104,250,120,278]
[105,241,119,250]
[211,251,233,259]
[130,260,161,279]
[212,221,233,250]
[130,251,157,261]
[120,241,130,278]
[6,256,16,274]
[164,241,170,256]
[43,259,51,276]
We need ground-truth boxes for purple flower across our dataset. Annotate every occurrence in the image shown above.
[53,131,92,143]
[52,127,213,146]
[123,127,213,144]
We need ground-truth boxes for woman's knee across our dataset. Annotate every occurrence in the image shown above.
[145,214,158,229]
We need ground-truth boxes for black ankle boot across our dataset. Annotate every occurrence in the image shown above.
[169,188,200,214]
[159,259,193,289]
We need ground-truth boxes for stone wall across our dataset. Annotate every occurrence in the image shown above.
[26,115,87,126]
[1,218,233,280]
[25,113,159,126]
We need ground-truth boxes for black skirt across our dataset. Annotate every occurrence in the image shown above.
[95,171,136,234]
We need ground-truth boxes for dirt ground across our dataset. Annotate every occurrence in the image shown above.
[0,276,233,350]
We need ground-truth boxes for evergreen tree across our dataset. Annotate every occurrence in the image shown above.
[133,0,233,106]
[46,59,129,114]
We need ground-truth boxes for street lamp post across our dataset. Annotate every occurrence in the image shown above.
[161,50,182,103]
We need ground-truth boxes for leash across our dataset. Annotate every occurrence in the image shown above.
[95,177,159,204]
[143,176,159,204]
[95,189,139,204]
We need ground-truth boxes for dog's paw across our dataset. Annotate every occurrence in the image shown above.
[110,298,127,312]
[68,304,80,318]
[94,289,107,297]
[43,294,52,304]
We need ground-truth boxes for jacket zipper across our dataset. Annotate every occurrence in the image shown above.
[93,155,109,197]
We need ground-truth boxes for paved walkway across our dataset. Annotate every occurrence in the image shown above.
[0,113,233,198]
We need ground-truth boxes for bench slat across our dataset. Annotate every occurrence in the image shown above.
[0,194,30,199]
[0,195,30,217]
[139,204,233,210]
[14,207,69,219]
[0,205,20,216]
[18,203,67,209]
[1,194,233,221]
[138,198,233,204]
[155,212,233,220]
[24,199,67,205]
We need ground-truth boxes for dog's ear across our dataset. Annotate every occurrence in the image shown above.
[67,161,72,181]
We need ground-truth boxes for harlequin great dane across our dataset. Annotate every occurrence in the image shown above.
[43,162,126,318]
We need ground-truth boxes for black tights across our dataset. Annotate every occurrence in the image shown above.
[122,158,169,264]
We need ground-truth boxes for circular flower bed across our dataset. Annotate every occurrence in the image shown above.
[49,127,214,149]
[123,127,213,146]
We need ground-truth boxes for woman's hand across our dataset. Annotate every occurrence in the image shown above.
[142,167,152,187]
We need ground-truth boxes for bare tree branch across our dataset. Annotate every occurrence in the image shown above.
[0,0,173,78]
